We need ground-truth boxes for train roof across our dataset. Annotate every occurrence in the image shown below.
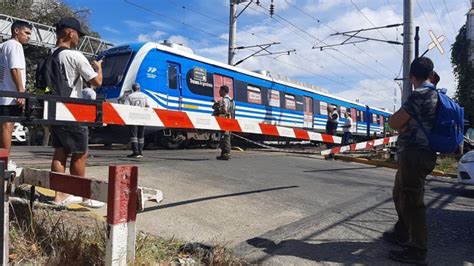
[119,42,392,115]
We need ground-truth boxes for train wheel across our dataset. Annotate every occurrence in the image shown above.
[162,133,186,149]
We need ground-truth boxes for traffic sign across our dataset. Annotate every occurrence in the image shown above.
[428,30,445,54]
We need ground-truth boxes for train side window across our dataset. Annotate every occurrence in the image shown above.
[268,89,280,107]
[247,85,262,104]
[372,114,377,124]
[313,100,320,115]
[285,94,296,110]
[360,111,365,122]
[320,101,328,116]
[167,64,178,89]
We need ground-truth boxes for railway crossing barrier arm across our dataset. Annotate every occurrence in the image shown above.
[0,90,341,144]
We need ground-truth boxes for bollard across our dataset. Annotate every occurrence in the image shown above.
[105,165,138,265]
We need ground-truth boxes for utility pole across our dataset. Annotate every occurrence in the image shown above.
[228,0,238,65]
[402,0,413,104]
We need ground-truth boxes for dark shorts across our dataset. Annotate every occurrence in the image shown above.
[0,105,22,117]
[51,126,88,154]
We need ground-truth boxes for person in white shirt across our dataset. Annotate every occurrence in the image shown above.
[342,112,353,145]
[0,20,31,156]
[124,83,149,158]
[49,17,103,207]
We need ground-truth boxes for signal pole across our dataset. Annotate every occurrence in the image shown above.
[402,0,413,104]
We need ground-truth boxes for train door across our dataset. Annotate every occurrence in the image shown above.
[351,108,357,133]
[213,74,234,101]
[303,96,313,128]
[166,62,182,110]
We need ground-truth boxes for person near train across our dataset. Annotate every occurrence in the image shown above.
[341,112,353,145]
[213,85,234,160]
[324,105,339,159]
[124,83,149,158]
[49,17,103,207]
[386,57,438,264]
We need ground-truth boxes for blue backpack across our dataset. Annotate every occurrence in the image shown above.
[417,84,464,153]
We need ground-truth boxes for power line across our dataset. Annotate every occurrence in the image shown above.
[253,4,398,87]
[426,0,452,44]
[245,30,391,102]
[350,0,402,56]
[284,0,398,78]
[414,0,450,61]
[123,0,226,41]
[128,0,394,106]
[248,4,397,104]
[442,0,458,35]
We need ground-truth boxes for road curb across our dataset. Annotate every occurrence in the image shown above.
[334,155,458,179]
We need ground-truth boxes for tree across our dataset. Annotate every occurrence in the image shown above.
[451,25,474,127]
[1,1,99,91]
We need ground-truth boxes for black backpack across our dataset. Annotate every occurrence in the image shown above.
[35,47,73,96]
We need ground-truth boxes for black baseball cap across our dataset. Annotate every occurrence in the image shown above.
[55,17,85,37]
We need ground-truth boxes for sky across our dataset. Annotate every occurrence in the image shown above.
[64,0,472,111]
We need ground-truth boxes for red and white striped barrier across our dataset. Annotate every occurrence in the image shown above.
[47,101,342,144]
[15,166,139,265]
[320,136,398,156]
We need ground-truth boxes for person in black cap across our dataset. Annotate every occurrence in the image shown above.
[50,17,104,207]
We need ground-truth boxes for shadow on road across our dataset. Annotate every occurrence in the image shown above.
[241,181,474,265]
[303,166,378,173]
[143,185,299,213]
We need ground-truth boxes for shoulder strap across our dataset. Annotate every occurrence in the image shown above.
[52,46,69,57]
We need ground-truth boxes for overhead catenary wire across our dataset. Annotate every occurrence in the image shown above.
[284,0,399,78]
[247,4,396,105]
[123,0,226,41]
[442,0,459,35]
[252,3,399,91]
[126,0,395,107]
[350,0,402,56]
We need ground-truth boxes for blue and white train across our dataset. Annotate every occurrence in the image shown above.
[96,41,392,148]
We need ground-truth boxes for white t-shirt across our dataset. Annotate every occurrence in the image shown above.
[82,87,96,100]
[343,117,353,133]
[56,49,97,99]
[124,91,149,107]
[0,39,26,105]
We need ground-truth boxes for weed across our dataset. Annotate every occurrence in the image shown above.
[9,199,244,264]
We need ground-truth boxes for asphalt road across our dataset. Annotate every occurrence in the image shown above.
[10,145,474,265]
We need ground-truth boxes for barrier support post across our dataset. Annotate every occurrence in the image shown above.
[0,148,8,265]
[105,165,138,265]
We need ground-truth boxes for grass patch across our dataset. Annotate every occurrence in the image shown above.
[435,156,458,174]
[9,199,244,264]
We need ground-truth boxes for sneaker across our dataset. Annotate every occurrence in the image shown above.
[80,199,106,208]
[389,247,427,265]
[51,195,83,206]
[136,154,143,158]
[383,230,409,246]
[216,155,230,160]
[127,153,139,158]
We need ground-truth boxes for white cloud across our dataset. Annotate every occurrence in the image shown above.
[103,26,120,34]
[168,35,190,47]
[137,30,165,42]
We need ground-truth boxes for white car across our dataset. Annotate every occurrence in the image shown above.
[12,123,28,143]
[458,150,474,185]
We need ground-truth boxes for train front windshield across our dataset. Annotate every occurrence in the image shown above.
[101,52,132,87]
[96,46,134,100]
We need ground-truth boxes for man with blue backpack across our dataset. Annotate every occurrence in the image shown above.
[386,57,464,264]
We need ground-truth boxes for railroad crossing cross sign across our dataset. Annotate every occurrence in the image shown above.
[427,30,445,54]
